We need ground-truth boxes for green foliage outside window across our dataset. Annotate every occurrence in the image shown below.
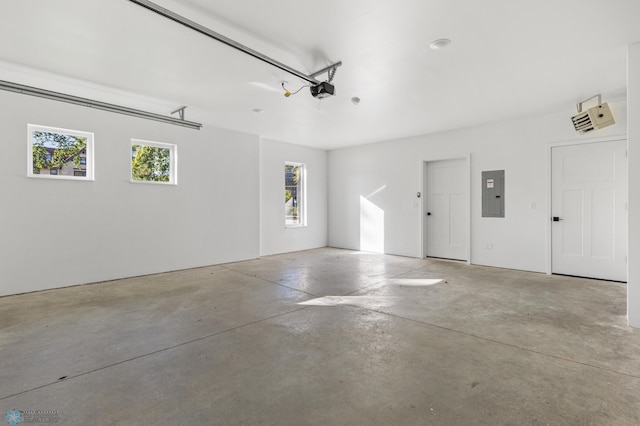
[285,164,300,184]
[32,131,86,174]
[131,144,171,182]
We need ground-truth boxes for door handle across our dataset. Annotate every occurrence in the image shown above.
[427,212,432,216]
[552,216,563,222]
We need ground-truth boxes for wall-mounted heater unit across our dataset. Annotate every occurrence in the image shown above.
[571,94,615,134]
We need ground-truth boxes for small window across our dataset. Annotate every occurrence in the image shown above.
[28,124,94,180]
[285,162,306,227]
[131,140,177,185]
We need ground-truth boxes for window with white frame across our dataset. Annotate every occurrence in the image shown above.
[285,162,306,226]
[27,124,94,181]
[131,140,177,185]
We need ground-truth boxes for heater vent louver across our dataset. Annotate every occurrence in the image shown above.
[572,110,595,133]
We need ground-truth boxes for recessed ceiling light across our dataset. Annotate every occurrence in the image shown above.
[429,38,451,50]
[252,108,264,113]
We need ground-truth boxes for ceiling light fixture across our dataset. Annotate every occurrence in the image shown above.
[429,38,452,50]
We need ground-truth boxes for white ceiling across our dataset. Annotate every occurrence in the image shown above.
[1,0,639,149]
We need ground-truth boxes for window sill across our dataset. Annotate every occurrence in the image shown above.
[130,179,177,186]
[28,174,94,181]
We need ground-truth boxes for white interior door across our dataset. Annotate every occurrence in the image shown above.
[551,140,627,281]
[424,159,467,260]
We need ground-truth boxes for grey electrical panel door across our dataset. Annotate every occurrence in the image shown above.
[482,170,505,217]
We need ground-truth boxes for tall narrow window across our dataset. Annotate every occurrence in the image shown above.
[131,140,177,185]
[285,162,306,227]
[27,124,94,181]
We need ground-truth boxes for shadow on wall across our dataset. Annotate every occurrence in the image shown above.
[359,185,386,252]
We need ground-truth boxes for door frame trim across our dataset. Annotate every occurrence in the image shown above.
[546,134,627,275]
[420,154,471,263]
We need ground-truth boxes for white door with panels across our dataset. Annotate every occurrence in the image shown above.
[424,159,467,260]
[551,140,627,281]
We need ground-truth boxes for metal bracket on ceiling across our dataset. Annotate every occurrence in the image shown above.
[309,62,342,84]
[171,106,187,120]
[576,94,602,113]
[128,0,342,85]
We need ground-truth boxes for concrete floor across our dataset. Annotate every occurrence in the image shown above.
[1,248,639,425]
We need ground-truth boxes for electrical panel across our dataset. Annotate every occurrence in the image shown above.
[482,170,505,218]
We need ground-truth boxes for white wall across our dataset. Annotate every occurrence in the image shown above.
[328,102,628,273]
[0,90,260,296]
[259,138,327,256]
[628,43,640,327]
